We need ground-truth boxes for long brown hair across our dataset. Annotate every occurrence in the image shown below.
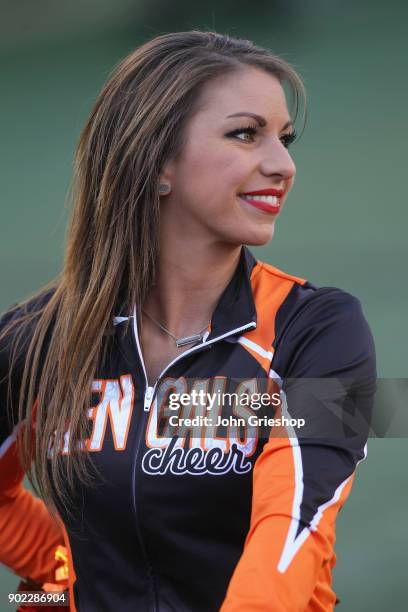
[0,30,307,516]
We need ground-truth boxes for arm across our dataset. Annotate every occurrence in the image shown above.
[221,289,376,611]
[0,429,66,586]
[0,303,68,590]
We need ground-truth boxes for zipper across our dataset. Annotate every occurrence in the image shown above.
[130,306,256,611]
[132,304,257,412]
[143,386,154,411]
[131,423,158,612]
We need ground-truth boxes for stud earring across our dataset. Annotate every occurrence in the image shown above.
[159,183,171,195]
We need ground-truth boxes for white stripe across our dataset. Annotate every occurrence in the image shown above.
[268,368,283,388]
[310,443,368,532]
[113,316,129,325]
[0,422,24,459]
[277,390,308,573]
[237,336,273,360]
[277,403,369,572]
[278,527,310,572]
[310,476,352,532]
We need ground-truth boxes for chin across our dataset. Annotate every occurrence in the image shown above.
[213,219,276,248]
[239,224,276,247]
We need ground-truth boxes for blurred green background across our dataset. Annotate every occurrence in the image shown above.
[1,0,406,610]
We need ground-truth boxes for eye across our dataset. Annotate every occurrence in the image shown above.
[226,125,258,143]
[280,130,297,149]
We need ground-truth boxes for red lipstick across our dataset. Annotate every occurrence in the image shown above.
[241,188,285,197]
[239,188,284,214]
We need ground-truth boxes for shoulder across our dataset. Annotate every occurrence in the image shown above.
[251,254,362,328]
[0,286,56,326]
[275,283,368,341]
[250,254,375,379]
[0,285,57,332]
[270,280,376,379]
[0,286,57,377]
[251,253,366,338]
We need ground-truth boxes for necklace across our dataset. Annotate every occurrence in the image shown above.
[142,309,210,347]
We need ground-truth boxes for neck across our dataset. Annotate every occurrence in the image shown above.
[143,238,243,338]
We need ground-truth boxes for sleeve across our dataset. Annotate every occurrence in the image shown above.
[0,303,67,587]
[220,288,377,611]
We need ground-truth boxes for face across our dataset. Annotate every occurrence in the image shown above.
[160,66,297,247]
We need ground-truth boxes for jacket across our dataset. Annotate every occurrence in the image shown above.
[0,245,376,611]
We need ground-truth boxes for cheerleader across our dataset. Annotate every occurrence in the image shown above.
[0,30,376,611]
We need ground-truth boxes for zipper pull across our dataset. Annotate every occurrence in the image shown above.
[144,386,154,411]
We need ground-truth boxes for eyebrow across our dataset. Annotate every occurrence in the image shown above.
[225,112,293,131]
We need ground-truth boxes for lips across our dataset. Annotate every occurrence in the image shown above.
[240,188,285,197]
[238,188,284,215]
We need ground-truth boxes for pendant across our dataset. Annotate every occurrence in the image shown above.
[175,333,203,347]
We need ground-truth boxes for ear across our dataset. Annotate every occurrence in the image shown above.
[158,159,175,196]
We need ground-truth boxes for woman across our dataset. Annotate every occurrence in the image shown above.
[0,31,376,611]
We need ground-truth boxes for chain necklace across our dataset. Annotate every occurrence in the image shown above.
[142,309,210,347]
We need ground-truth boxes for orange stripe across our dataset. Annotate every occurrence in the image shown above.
[239,261,307,370]
[244,403,295,543]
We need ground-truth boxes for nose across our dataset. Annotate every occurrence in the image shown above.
[259,140,296,182]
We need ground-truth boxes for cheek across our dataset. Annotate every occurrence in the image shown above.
[185,140,249,189]
[174,140,253,219]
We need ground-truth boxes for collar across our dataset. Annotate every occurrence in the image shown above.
[206,245,257,340]
[114,246,258,338]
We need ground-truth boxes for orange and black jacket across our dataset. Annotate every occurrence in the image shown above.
[0,246,376,611]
